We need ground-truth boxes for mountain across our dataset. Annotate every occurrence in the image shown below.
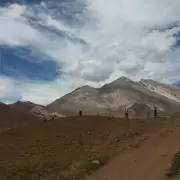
[10,101,64,120]
[46,85,109,116]
[47,76,180,117]
[10,101,42,112]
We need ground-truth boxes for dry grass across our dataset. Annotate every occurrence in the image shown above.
[0,115,167,180]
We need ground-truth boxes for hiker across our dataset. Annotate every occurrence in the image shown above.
[154,106,158,118]
[125,108,129,119]
[79,109,83,117]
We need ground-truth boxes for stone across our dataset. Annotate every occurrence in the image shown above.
[91,160,100,165]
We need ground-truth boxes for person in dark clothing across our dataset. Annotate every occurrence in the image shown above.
[154,106,158,118]
[79,109,83,117]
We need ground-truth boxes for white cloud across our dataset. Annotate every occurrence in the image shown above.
[0,75,21,99]
[1,0,180,104]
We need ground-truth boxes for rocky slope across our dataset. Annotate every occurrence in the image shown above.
[30,106,65,120]
[10,101,64,120]
[47,77,180,117]
[139,79,180,102]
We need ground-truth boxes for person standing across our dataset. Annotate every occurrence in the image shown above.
[154,106,158,118]
[125,108,129,119]
[79,109,83,117]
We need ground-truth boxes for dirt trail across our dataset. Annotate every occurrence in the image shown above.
[86,122,180,180]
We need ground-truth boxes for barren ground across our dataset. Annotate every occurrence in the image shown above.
[86,119,180,180]
[0,103,179,180]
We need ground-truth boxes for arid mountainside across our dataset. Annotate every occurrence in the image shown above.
[9,77,180,118]
[47,77,180,117]
[47,85,109,116]
[10,101,42,112]
[139,79,180,102]
[10,101,64,120]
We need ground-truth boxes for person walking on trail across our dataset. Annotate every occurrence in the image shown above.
[154,106,158,118]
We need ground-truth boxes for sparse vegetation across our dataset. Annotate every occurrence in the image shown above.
[166,152,180,177]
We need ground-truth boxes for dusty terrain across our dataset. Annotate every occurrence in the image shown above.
[86,120,180,180]
[1,103,180,180]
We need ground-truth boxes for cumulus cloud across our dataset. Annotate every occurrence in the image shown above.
[1,0,180,104]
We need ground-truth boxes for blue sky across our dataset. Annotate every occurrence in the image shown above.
[0,46,59,81]
[1,0,180,104]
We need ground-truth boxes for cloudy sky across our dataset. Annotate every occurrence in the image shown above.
[1,0,180,105]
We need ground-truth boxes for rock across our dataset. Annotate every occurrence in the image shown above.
[91,160,100,165]
[49,112,65,119]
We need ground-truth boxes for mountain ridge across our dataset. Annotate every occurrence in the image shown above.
[8,77,180,118]
[46,77,180,117]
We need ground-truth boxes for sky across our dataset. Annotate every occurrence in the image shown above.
[1,0,180,105]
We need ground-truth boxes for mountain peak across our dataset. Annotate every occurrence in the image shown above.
[14,101,34,105]
[75,85,94,91]
[110,76,135,85]
[116,76,132,82]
